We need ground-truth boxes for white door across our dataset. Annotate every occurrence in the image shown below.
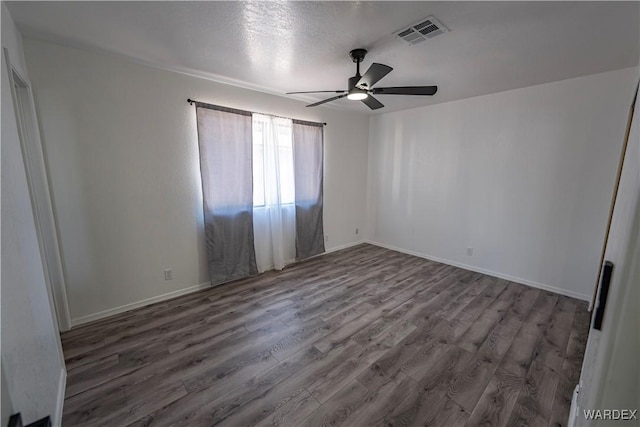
[573,84,639,426]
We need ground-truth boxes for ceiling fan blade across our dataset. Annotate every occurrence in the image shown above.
[306,93,348,107]
[287,90,346,94]
[356,63,393,89]
[361,95,384,110]
[372,86,438,96]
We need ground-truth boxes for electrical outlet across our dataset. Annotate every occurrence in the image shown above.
[355,228,359,235]
[324,234,329,243]
[466,248,473,256]
[164,268,173,280]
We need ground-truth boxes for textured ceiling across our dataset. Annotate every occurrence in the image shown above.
[7,1,640,115]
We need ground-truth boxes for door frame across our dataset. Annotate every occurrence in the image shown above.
[5,48,72,332]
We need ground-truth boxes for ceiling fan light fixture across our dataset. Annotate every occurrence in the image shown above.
[347,89,368,101]
[291,48,437,109]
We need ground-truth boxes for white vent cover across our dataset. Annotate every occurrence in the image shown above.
[394,16,448,45]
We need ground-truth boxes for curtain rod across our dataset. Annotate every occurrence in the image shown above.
[187,99,326,126]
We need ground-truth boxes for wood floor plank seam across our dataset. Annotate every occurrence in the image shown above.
[60,244,589,427]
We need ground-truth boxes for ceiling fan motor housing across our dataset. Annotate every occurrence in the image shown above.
[347,74,368,100]
[348,75,361,91]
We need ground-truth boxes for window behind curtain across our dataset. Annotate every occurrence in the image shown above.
[194,103,324,281]
[252,114,295,207]
[251,114,296,272]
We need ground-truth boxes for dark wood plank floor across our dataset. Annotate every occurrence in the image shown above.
[60,244,590,427]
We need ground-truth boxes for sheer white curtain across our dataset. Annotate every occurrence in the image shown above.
[252,114,296,271]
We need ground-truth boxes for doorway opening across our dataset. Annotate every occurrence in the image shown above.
[10,62,71,332]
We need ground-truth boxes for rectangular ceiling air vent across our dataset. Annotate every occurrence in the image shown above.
[394,16,448,45]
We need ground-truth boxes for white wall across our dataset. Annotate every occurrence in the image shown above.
[367,67,638,300]
[23,39,370,324]
[1,4,65,425]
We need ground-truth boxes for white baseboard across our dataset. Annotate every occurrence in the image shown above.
[325,240,366,254]
[69,242,366,328]
[53,367,66,427]
[255,240,369,273]
[70,282,212,327]
[365,240,591,301]
[568,384,580,427]
[76,238,568,329]
[301,240,366,263]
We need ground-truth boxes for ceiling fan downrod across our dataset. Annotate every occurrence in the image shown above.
[349,48,368,78]
[347,49,369,99]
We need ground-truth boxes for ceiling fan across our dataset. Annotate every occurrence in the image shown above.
[287,48,437,110]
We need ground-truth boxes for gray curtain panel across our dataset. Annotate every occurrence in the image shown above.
[292,120,325,260]
[195,103,258,285]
